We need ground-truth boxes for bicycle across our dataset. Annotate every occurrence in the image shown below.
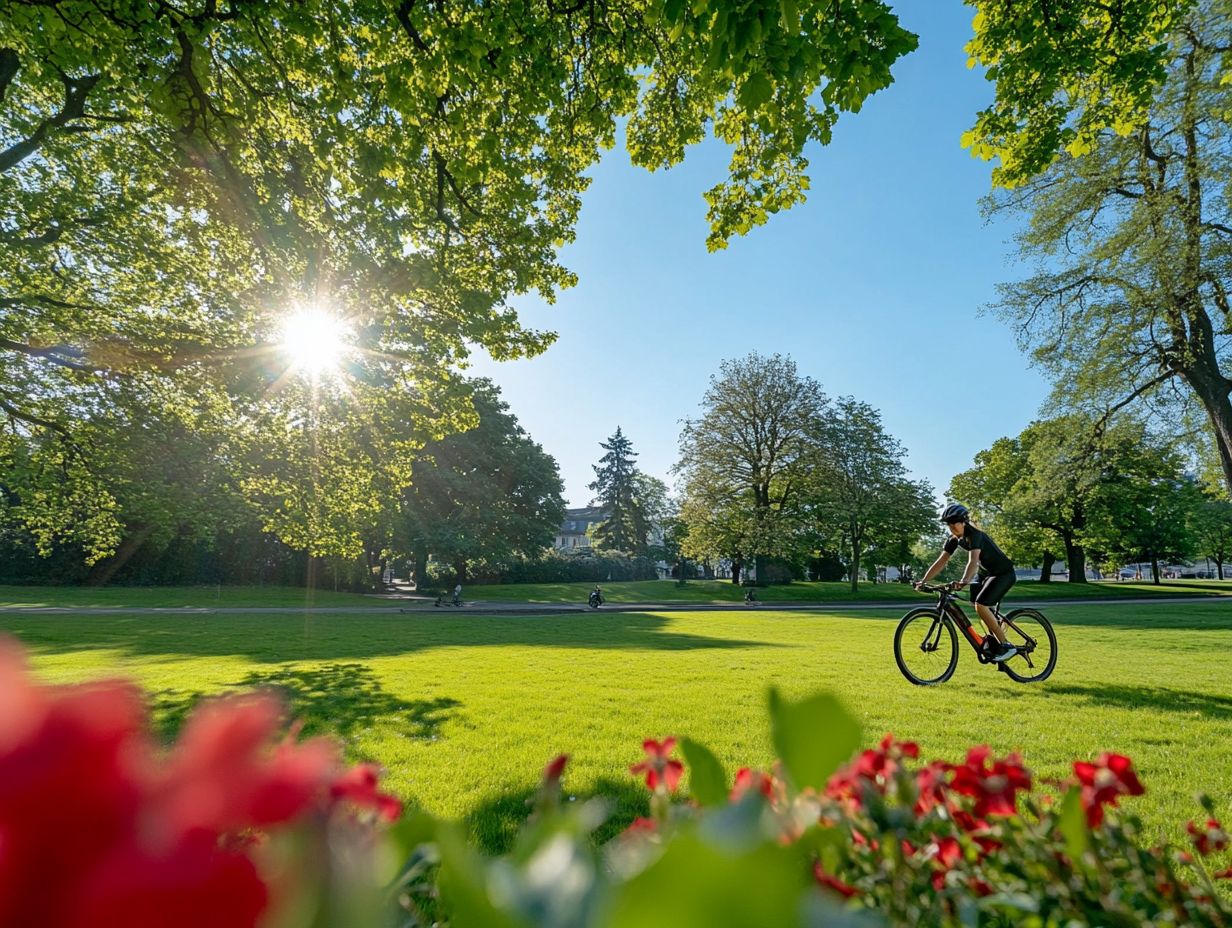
[893,582,1057,686]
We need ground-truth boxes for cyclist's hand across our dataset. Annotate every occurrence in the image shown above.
[912,581,922,591]
[947,580,963,591]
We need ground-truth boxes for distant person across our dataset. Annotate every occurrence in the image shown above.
[452,583,462,606]
[915,503,1018,662]
[588,585,604,608]
[744,587,758,605]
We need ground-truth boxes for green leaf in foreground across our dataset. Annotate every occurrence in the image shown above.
[768,689,861,791]
[602,830,812,928]
[680,737,729,807]
[1057,786,1090,863]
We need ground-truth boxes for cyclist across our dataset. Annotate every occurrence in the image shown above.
[915,503,1018,662]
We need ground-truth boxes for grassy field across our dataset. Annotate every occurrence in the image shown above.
[460,578,1232,604]
[0,585,381,608]
[5,600,1230,859]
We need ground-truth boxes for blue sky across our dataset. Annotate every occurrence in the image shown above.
[469,1,1051,508]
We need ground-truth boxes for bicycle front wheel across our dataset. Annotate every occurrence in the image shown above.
[1000,609,1057,683]
[894,608,958,686]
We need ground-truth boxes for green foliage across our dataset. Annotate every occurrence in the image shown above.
[985,2,1232,494]
[589,428,658,556]
[1190,499,1232,571]
[677,353,827,576]
[769,688,862,791]
[808,397,934,591]
[399,381,566,581]
[964,0,1183,185]
[0,0,923,561]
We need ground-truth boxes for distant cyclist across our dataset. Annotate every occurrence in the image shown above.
[915,503,1018,662]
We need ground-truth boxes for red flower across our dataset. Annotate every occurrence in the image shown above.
[1187,819,1229,856]
[1213,867,1232,880]
[914,760,951,815]
[934,836,963,869]
[949,746,1031,818]
[0,637,401,928]
[813,861,857,898]
[329,764,403,822]
[623,817,657,837]
[543,753,569,783]
[629,738,684,792]
[730,767,775,801]
[826,733,920,810]
[1072,753,1145,826]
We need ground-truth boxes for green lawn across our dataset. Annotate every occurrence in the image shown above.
[461,577,1232,604]
[0,584,382,608]
[5,601,1230,859]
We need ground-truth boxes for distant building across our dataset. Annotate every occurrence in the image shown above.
[554,506,607,552]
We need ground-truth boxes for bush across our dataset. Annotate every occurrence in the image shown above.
[466,551,659,585]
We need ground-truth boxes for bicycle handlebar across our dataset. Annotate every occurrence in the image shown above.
[914,582,961,595]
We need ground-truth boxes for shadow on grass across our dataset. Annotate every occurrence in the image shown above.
[7,611,778,662]
[149,662,460,746]
[465,776,656,856]
[1044,681,1232,721]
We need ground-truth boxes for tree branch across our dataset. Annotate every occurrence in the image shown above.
[0,335,99,372]
[0,47,17,103]
[0,70,101,173]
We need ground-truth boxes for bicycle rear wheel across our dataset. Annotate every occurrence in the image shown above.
[894,608,958,686]
[1000,609,1057,683]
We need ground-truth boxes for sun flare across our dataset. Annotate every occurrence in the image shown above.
[279,306,351,377]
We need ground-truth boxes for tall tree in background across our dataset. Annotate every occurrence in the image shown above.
[809,397,933,593]
[988,2,1232,494]
[400,382,565,585]
[589,427,645,555]
[677,354,826,584]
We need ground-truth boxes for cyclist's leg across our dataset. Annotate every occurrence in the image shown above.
[974,572,1016,642]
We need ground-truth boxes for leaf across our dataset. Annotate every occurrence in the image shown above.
[680,737,729,807]
[768,689,861,791]
[738,72,774,110]
[602,830,811,928]
[1057,786,1090,863]
[780,0,800,33]
[663,0,686,26]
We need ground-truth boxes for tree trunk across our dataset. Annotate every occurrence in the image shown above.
[1216,557,1224,580]
[731,559,743,585]
[1063,537,1087,583]
[413,547,428,591]
[454,558,467,585]
[849,538,861,595]
[1039,549,1056,583]
[1150,555,1161,584]
[754,554,767,586]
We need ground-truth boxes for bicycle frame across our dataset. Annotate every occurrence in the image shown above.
[917,583,1007,663]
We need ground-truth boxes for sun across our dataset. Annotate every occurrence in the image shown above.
[279,306,352,378]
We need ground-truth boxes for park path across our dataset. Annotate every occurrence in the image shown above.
[1,596,1230,616]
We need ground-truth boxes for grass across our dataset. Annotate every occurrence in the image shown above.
[5,600,1231,859]
[459,577,1232,604]
[0,585,382,608]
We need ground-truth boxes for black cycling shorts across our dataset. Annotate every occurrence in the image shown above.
[973,571,1016,607]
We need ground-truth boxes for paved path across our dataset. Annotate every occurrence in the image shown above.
[2,596,1230,616]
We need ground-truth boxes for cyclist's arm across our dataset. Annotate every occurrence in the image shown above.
[958,549,981,585]
[918,551,951,584]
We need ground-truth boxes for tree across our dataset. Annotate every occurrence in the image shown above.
[949,437,1064,581]
[677,353,825,584]
[1087,459,1200,584]
[399,382,565,585]
[0,0,1205,563]
[987,2,1232,495]
[1190,499,1232,579]
[588,427,647,555]
[0,0,925,559]
[809,397,933,593]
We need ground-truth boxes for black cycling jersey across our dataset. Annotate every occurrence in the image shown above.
[943,524,1014,576]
